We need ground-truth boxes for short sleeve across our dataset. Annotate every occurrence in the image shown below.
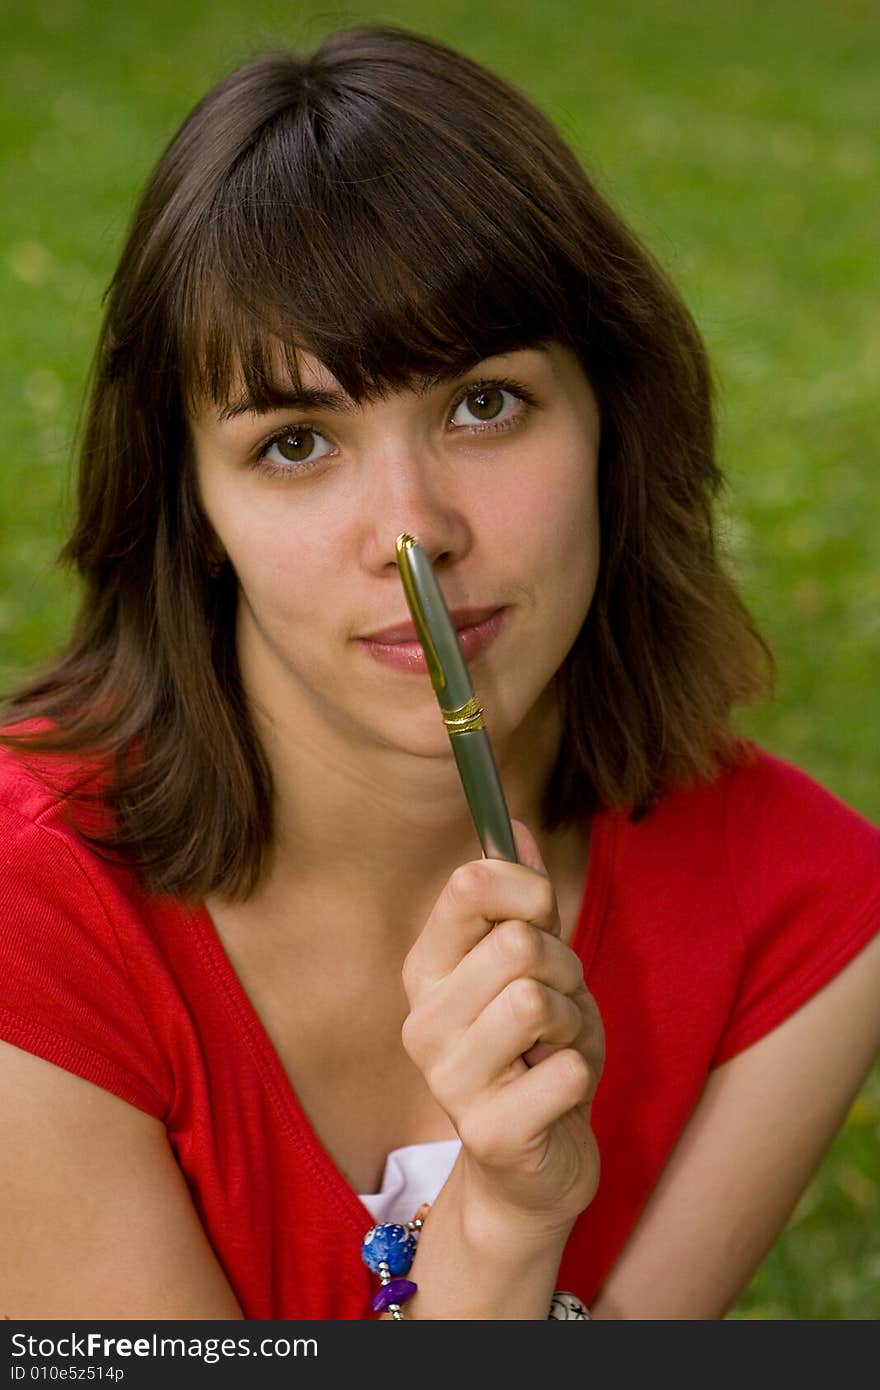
[713,750,880,1064]
[0,800,170,1117]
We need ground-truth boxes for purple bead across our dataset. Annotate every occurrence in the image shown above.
[361,1223,417,1276]
[371,1278,418,1312]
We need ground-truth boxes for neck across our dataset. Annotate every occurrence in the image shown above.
[243,678,578,937]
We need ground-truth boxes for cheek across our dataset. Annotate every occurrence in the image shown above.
[207,500,325,608]
[534,454,600,616]
[500,446,598,561]
[557,442,599,541]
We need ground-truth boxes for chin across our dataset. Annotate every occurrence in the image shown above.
[400,725,460,762]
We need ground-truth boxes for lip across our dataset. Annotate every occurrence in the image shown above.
[361,607,500,644]
[358,607,508,673]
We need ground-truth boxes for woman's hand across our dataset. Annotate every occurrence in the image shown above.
[401,819,604,1239]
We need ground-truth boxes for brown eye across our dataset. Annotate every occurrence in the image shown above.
[276,429,316,461]
[451,385,521,429]
[260,426,333,470]
[466,388,505,421]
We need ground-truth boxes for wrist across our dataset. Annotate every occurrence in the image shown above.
[451,1149,580,1256]
[402,1165,572,1320]
[363,1192,590,1321]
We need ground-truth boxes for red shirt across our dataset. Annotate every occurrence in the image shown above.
[1,741,878,1317]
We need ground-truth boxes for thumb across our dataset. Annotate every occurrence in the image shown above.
[509,817,549,877]
[508,819,561,939]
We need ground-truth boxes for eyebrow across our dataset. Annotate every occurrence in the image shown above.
[218,387,353,422]
[216,355,505,423]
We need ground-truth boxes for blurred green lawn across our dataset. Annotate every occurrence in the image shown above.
[1,0,878,1317]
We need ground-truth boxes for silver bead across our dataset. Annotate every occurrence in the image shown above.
[548,1290,591,1320]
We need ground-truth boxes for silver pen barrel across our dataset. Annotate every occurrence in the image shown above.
[448,728,518,862]
[395,533,518,863]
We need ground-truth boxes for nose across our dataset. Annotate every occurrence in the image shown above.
[357,455,473,577]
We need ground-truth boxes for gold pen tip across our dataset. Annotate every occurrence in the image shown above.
[396,533,419,551]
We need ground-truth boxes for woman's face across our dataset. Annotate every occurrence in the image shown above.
[189,342,601,760]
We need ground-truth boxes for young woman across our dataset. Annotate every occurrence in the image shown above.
[1,25,878,1320]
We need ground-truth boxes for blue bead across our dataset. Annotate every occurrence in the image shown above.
[360,1223,417,1276]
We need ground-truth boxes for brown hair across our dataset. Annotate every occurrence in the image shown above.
[1,24,773,899]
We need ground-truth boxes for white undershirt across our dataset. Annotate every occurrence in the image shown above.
[358,1138,462,1225]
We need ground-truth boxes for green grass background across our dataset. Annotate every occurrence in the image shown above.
[1,0,877,1317]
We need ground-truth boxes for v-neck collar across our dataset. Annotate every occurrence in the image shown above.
[185,807,617,1241]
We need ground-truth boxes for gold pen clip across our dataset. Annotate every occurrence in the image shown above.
[395,533,447,693]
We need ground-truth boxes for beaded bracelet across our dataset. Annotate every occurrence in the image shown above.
[361,1207,590,1319]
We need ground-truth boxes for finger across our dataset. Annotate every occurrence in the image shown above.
[401,922,588,1075]
[524,981,605,1072]
[477,914,583,993]
[442,919,585,1026]
[430,980,585,1109]
[458,1048,597,1163]
[403,849,560,998]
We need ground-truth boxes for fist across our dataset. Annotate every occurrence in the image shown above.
[401,819,604,1229]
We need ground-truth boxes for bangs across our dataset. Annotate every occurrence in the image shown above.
[174,80,581,413]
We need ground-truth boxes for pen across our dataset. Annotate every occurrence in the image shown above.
[395,533,518,862]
